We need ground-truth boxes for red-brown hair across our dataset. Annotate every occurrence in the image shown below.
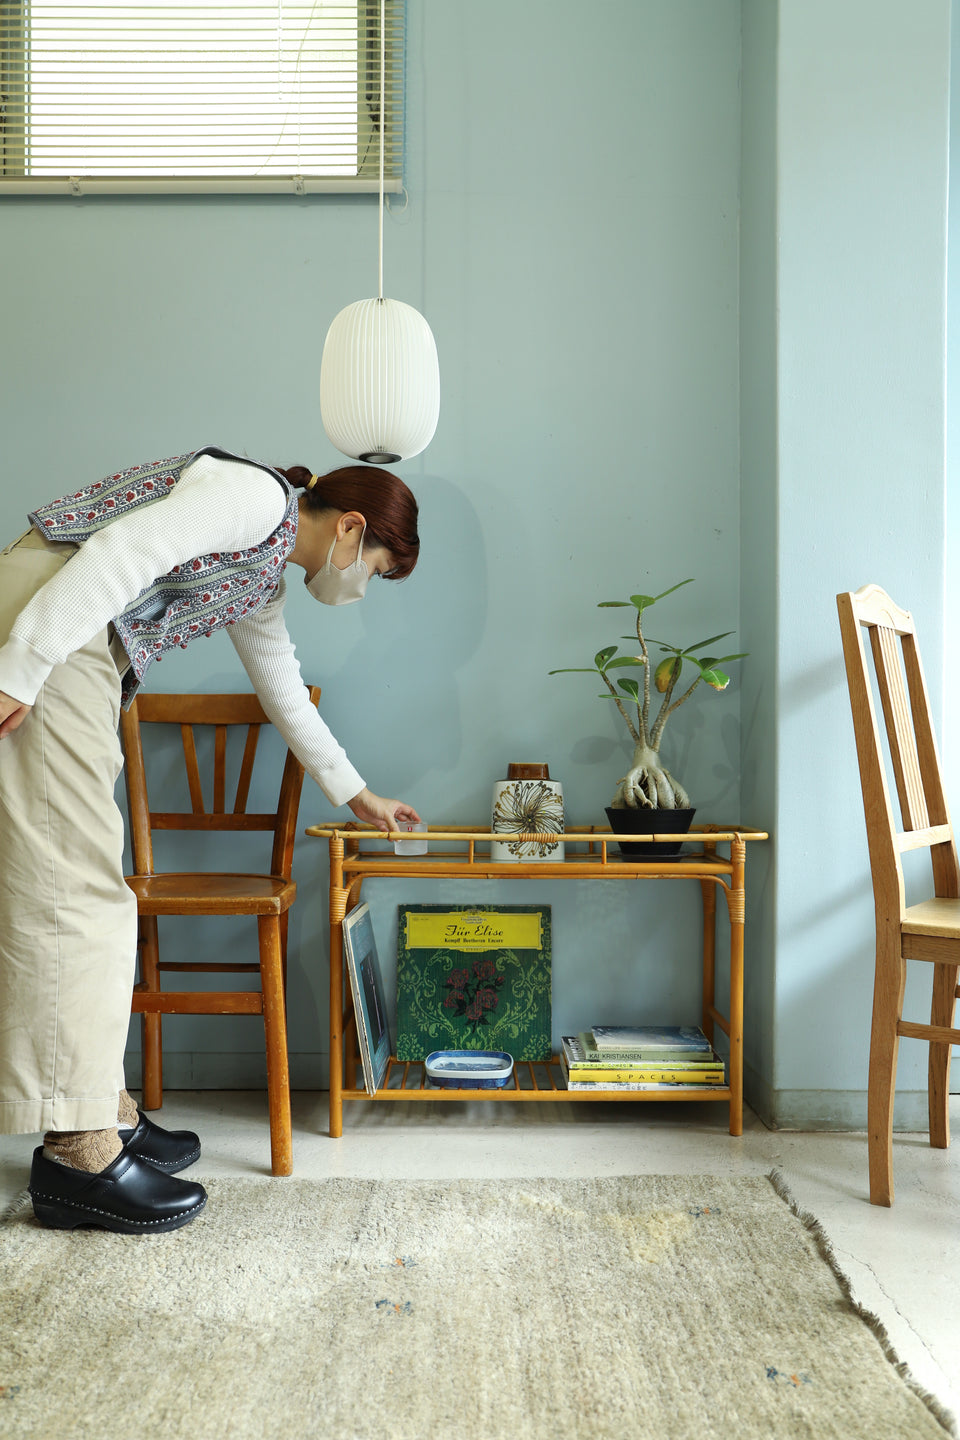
[275,464,420,580]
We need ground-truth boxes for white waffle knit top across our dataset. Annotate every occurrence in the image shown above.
[0,453,365,807]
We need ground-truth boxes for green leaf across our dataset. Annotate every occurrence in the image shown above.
[617,678,641,700]
[654,579,695,601]
[597,601,633,608]
[700,668,730,690]
[629,593,656,610]
[548,668,603,675]
[594,645,619,670]
[715,652,748,663]
[684,631,735,653]
[606,656,646,668]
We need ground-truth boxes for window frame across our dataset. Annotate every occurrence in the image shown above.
[0,0,404,196]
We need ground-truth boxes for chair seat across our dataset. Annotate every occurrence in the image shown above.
[125,872,296,917]
[902,897,960,938]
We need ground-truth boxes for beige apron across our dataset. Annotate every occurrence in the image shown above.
[0,529,136,1133]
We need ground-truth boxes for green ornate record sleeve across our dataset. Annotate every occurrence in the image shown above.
[396,904,552,1062]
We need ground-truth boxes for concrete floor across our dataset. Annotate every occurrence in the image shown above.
[3,1092,959,1425]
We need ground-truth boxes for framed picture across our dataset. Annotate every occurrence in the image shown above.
[396,904,552,1062]
[342,902,391,1096]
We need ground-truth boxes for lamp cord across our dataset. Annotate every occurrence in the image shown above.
[378,0,385,301]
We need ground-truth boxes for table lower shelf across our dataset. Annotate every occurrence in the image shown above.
[340,1057,731,1104]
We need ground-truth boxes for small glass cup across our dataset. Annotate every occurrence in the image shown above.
[394,820,428,856]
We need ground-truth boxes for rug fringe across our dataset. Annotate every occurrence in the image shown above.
[767,1169,958,1439]
[0,1189,34,1223]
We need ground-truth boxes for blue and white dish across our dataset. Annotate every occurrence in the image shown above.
[424,1050,515,1088]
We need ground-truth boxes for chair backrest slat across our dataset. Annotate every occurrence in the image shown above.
[136,693,268,726]
[120,688,321,879]
[181,724,205,815]
[234,724,261,814]
[900,631,960,898]
[902,633,950,828]
[869,625,929,832]
[150,813,279,832]
[214,725,227,813]
[837,587,960,917]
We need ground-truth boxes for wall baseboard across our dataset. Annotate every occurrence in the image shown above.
[744,1061,932,1131]
[124,1050,330,1092]
[124,1049,939,1132]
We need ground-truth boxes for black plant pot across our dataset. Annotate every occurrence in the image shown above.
[605,806,696,860]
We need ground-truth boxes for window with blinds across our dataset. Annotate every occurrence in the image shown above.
[0,1,403,194]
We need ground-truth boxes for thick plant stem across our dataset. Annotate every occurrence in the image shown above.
[601,671,640,744]
[613,743,691,811]
[637,612,651,737]
[651,674,702,748]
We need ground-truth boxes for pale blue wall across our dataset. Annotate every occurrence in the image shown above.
[750,0,952,1128]
[0,1,744,1090]
[948,2,960,815]
[4,2,949,1124]
[739,0,779,1110]
[945,0,960,1079]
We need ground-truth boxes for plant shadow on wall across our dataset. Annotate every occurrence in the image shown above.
[294,474,487,799]
[551,580,746,852]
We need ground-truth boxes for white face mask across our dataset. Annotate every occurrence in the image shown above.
[305,526,369,606]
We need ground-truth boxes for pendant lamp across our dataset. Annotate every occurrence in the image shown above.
[319,0,439,465]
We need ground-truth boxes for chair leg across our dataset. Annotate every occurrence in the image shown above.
[867,938,907,1206]
[279,910,290,995]
[138,915,164,1111]
[259,914,293,1177]
[928,962,958,1150]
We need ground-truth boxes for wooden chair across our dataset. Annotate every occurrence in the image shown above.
[837,585,960,1205]
[119,689,320,1177]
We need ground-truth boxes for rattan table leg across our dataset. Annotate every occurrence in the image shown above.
[726,836,746,1137]
[700,878,717,1048]
[328,837,346,1139]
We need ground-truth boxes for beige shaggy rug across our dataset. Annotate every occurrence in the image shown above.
[0,1173,952,1440]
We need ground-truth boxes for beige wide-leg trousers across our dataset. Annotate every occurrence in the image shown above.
[0,529,137,1133]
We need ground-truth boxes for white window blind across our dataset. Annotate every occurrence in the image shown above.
[0,1,403,194]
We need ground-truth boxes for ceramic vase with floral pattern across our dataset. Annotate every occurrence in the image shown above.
[491,763,565,863]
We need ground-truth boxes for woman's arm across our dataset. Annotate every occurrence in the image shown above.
[0,457,286,704]
[0,690,30,739]
[346,786,421,830]
[227,583,420,827]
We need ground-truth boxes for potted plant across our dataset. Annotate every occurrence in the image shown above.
[549,580,745,855]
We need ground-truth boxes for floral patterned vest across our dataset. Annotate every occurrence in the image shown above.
[29,446,298,704]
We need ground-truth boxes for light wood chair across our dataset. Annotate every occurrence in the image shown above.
[119,689,320,1177]
[837,585,960,1205]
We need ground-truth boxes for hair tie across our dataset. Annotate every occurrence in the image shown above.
[305,473,319,490]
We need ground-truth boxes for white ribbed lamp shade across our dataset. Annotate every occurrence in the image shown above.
[319,297,440,464]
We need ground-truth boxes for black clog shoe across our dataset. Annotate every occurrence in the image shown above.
[28,1147,207,1233]
[120,1111,201,1173]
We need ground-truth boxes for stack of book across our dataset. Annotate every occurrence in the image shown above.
[559,1026,725,1090]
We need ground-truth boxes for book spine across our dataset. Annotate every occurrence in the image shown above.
[563,1076,721,1091]
[569,1054,721,1069]
[566,1066,725,1084]
[560,1056,726,1092]
[589,1050,712,1062]
[563,1037,717,1068]
[573,1033,711,1062]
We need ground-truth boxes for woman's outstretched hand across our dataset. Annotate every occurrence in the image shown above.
[0,690,31,739]
[347,786,421,832]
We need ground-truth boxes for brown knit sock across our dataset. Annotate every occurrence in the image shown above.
[117,1089,139,1129]
[42,1128,123,1173]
